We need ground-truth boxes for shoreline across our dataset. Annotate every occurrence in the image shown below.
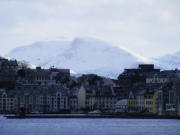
[4,114,180,119]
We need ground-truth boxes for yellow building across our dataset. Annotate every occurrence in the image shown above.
[78,85,117,110]
[128,91,137,111]
[144,91,158,114]
[144,92,153,113]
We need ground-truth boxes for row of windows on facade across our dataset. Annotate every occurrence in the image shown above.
[87,97,116,101]
[0,97,68,106]
[86,101,116,105]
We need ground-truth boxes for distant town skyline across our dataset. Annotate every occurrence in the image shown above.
[0,0,180,58]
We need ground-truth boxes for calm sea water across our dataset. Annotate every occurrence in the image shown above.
[0,115,180,135]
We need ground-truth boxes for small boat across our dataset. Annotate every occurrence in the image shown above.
[88,110,101,114]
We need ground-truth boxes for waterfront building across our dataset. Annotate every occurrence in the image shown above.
[136,91,145,112]
[0,89,17,113]
[77,85,117,110]
[144,91,154,113]
[0,84,70,113]
[127,91,137,112]
[157,83,178,116]
[69,95,78,111]
[77,86,86,109]
[115,99,128,112]
[92,95,117,110]
[152,91,158,114]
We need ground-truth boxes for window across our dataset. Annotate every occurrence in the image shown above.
[169,91,175,104]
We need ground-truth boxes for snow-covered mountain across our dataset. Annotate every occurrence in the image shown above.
[7,37,150,78]
[154,52,180,70]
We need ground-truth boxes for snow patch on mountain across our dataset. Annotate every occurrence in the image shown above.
[154,52,180,70]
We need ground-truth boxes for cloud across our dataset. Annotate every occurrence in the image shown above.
[0,0,180,58]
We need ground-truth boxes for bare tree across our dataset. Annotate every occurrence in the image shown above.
[17,60,31,69]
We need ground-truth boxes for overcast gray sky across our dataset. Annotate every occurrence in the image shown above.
[0,0,180,58]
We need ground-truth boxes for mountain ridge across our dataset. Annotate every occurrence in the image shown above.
[7,37,150,78]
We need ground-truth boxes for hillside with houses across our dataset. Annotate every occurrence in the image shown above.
[0,57,180,117]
